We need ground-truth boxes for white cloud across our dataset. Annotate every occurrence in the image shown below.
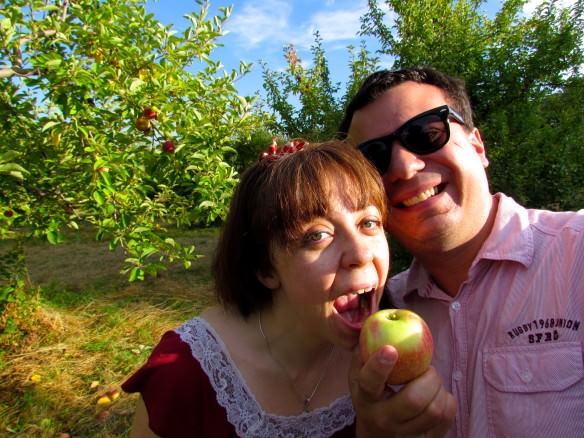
[226,0,292,48]
[226,0,368,51]
[308,8,367,43]
[523,0,577,15]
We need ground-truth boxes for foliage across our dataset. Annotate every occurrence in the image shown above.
[0,0,261,284]
[360,0,584,210]
[230,126,278,172]
[0,0,262,346]
[261,33,379,141]
[0,239,40,349]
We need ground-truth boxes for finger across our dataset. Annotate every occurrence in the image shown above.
[350,345,398,401]
[399,388,455,436]
[388,368,457,435]
[387,366,443,421]
[429,389,457,438]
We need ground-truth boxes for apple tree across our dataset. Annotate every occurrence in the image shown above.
[0,0,261,346]
[360,0,584,210]
[261,32,380,141]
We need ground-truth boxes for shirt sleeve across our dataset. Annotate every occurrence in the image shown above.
[122,330,237,438]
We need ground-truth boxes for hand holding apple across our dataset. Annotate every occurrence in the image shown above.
[359,309,433,385]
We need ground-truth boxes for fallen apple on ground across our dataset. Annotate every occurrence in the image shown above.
[359,308,433,385]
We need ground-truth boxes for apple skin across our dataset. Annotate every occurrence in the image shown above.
[143,106,158,119]
[359,309,433,385]
[162,140,175,153]
[135,116,151,132]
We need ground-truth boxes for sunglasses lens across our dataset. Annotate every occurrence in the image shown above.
[359,141,391,175]
[357,107,455,175]
[401,115,449,154]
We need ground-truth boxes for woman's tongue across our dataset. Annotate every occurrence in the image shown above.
[334,293,369,325]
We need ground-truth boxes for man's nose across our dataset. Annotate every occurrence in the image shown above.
[385,142,425,182]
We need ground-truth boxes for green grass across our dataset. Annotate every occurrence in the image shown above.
[0,227,219,437]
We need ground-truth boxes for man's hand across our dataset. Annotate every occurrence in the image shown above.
[350,345,456,437]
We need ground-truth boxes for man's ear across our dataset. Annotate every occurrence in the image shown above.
[256,271,280,290]
[470,128,489,168]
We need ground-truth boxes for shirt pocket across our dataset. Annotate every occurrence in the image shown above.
[483,342,584,438]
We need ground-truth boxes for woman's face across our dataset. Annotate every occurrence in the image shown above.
[261,197,390,350]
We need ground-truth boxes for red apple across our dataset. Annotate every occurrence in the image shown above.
[143,106,158,119]
[162,140,175,154]
[359,309,433,385]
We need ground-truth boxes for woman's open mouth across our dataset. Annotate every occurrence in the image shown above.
[333,288,375,329]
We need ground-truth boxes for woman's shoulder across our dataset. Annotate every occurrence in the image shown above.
[122,318,212,394]
[123,316,240,437]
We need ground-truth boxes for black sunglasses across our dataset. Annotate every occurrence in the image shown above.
[357,105,465,175]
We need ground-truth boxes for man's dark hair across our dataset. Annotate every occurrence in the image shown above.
[337,66,475,138]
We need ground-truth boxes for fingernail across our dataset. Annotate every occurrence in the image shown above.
[377,347,395,366]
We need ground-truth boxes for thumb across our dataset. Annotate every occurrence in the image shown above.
[351,345,398,400]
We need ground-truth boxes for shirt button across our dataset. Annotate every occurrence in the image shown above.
[520,370,533,383]
[451,301,461,311]
[453,370,463,381]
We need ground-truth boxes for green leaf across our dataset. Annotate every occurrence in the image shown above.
[129,78,145,93]
[42,121,60,132]
[45,59,62,70]
[93,191,105,206]
[46,230,63,245]
[129,267,144,282]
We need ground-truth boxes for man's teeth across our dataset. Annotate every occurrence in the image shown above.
[402,186,438,207]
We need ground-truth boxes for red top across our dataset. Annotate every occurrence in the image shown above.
[123,320,356,438]
[123,330,238,437]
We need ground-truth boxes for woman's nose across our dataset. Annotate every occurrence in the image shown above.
[341,234,374,268]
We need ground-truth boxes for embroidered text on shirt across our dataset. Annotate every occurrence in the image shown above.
[507,317,581,342]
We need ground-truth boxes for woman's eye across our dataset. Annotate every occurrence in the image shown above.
[306,231,328,242]
[362,219,381,231]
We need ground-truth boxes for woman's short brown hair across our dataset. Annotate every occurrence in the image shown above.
[212,140,388,318]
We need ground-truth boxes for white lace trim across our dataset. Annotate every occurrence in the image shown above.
[176,317,355,438]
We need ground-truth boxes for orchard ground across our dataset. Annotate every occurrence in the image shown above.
[0,227,219,437]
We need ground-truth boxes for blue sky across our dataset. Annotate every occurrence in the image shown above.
[144,0,566,99]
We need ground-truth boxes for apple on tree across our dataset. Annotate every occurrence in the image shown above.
[359,309,433,385]
[162,140,175,154]
[135,116,151,132]
[143,106,158,120]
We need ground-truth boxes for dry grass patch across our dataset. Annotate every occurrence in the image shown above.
[0,228,218,437]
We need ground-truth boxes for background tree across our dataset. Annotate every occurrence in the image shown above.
[361,0,584,210]
[0,0,261,346]
[261,33,379,141]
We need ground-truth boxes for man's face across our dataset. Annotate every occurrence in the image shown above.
[347,82,493,256]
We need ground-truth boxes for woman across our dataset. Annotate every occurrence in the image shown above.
[122,139,390,437]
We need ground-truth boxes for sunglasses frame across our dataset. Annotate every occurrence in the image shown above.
[357,105,465,175]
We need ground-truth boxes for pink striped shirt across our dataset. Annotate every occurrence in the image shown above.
[389,193,584,437]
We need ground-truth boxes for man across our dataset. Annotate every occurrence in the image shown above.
[342,67,584,437]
